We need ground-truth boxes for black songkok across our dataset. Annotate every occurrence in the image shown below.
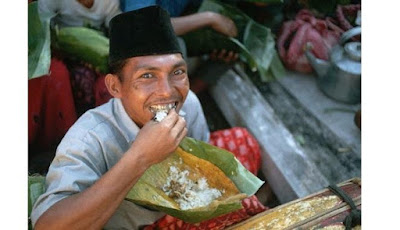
[109,6,182,63]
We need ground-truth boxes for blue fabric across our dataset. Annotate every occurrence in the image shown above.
[120,0,203,17]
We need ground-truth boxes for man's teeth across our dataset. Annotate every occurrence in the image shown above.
[150,103,176,112]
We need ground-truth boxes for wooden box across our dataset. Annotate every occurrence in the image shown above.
[228,178,361,230]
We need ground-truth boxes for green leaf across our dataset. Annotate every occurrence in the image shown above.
[55,27,109,73]
[28,2,55,80]
[242,20,276,81]
[126,137,264,223]
[28,176,46,218]
[182,0,285,82]
[180,137,264,196]
[270,50,286,79]
[229,37,257,71]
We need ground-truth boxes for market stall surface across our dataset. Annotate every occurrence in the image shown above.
[201,63,360,203]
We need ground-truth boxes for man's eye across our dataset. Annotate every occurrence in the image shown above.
[141,73,153,79]
[174,69,185,75]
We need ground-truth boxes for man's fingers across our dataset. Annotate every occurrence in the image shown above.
[171,116,187,138]
[176,127,188,143]
[233,53,239,61]
[208,49,239,64]
[230,24,238,37]
[224,51,234,63]
[160,109,179,127]
[218,49,227,59]
[225,19,237,37]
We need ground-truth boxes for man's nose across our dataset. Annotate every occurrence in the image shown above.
[157,76,173,96]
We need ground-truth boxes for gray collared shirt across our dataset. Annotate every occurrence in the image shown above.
[31,90,210,229]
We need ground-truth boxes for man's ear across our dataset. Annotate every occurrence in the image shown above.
[105,74,122,98]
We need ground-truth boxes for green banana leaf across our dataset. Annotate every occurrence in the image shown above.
[28,175,46,230]
[54,27,109,73]
[28,176,46,217]
[179,137,263,195]
[126,137,264,223]
[28,2,55,80]
[182,0,285,82]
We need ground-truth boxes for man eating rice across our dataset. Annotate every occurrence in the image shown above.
[31,6,265,230]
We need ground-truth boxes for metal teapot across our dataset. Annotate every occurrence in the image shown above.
[305,27,361,104]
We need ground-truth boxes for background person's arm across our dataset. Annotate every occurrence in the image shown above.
[34,111,187,230]
[171,11,237,37]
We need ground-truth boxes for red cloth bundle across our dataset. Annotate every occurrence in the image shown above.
[277,9,343,73]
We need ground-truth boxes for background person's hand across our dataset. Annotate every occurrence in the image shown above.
[129,110,187,167]
[210,49,239,64]
[208,12,238,37]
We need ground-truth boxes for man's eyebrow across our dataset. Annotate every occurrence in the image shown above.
[133,60,187,72]
[132,64,159,72]
[172,60,187,69]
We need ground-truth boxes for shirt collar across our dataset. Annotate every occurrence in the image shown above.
[113,98,140,145]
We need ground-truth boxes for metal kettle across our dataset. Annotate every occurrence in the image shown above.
[305,27,361,104]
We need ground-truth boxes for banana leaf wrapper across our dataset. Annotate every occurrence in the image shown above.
[181,0,285,82]
[28,175,46,230]
[126,137,264,223]
[28,2,55,80]
[54,27,109,73]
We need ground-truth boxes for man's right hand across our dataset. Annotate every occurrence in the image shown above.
[129,110,187,167]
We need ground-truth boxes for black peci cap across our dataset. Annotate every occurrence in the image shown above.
[108,6,182,64]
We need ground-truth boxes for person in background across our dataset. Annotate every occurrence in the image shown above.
[38,0,121,30]
[120,0,240,92]
[29,0,120,165]
[31,6,266,230]
[120,0,237,45]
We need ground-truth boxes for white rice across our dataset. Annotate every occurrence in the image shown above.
[162,165,223,210]
[154,111,168,122]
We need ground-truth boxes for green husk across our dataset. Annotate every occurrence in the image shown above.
[54,27,109,73]
[28,176,45,216]
[182,0,285,82]
[126,137,264,223]
[28,175,46,230]
[28,2,54,80]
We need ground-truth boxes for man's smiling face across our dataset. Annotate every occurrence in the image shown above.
[108,53,189,127]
